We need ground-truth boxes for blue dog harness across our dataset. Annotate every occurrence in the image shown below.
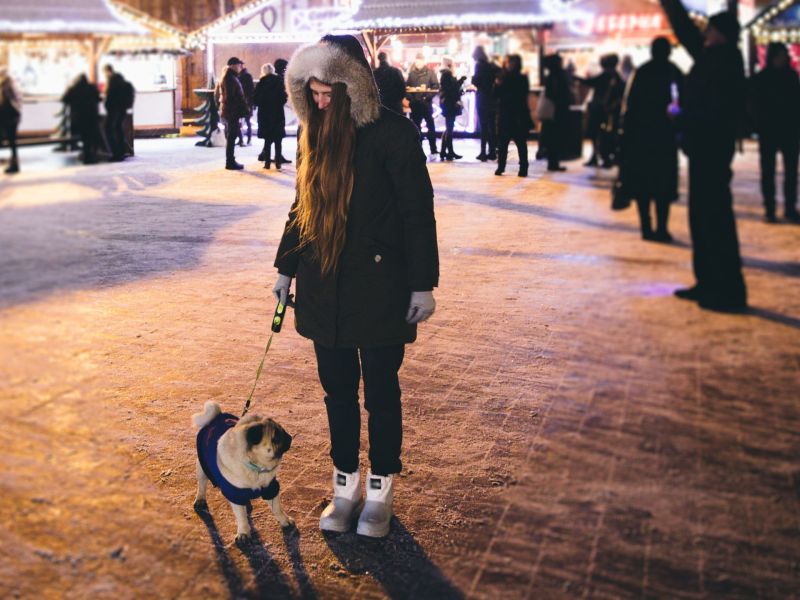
[197,412,280,506]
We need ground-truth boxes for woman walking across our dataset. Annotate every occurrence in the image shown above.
[253,63,288,169]
[272,34,439,538]
[439,58,466,161]
[539,54,573,173]
[494,54,532,177]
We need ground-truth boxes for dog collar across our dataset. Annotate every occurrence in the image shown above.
[247,460,277,474]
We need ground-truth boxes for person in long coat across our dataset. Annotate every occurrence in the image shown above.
[438,58,466,161]
[749,42,800,223]
[0,67,22,174]
[238,66,255,146]
[660,0,747,312]
[620,37,684,242]
[62,74,101,165]
[103,64,133,162]
[472,46,500,161]
[373,51,406,115]
[406,54,440,155]
[273,34,439,538]
[539,53,573,173]
[215,58,250,170]
[494,54,533,177]
[273,59,292,165]
[578,54,624,167]
[253,63,287,169]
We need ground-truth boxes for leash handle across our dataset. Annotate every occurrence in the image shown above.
[272,293,293,333]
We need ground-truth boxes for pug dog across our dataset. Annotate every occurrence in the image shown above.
[192,401,294,542]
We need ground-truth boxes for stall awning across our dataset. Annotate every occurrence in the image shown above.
[745,0,800,42]
[342,0,588,31]
[0,0,147,35]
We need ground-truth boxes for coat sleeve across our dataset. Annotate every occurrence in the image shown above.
[383,122,440,291]
[274,195,302,277]
[659,0,703,60]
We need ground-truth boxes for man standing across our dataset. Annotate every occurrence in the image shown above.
[660,0,748,312]
[749,42,800,223]
[215,57,249,171]
[0,67,21,174]
[103,64,134,162]
[406,53,439,155]
[472,46,499,161]
[273,58,292,165]
[373,52,406,115]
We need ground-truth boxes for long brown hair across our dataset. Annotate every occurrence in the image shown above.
[293,81,357,275]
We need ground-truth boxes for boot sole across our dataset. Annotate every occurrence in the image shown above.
[319,498,363,533]
[356,518,391,538]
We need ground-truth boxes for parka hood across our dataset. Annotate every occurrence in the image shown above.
[286,37,381,128]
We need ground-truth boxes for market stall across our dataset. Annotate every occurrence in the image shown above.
[746,0,800,70]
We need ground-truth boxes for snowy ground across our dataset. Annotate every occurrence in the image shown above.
[1,136,799,599]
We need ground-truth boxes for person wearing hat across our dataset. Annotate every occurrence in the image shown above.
[406,52,440,155]
[215,57,250,170]
[659,0,748,312]
[272,34,439,538]
[373,51,406,116]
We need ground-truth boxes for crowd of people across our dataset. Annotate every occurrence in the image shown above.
[0,64,136,174]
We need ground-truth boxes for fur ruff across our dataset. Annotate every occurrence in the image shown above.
[286,41,381,128]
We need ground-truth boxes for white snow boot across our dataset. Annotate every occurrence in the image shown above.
[356,471,393,538]
[319,467,363,533]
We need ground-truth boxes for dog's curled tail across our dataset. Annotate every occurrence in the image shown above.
[192,401,221,429]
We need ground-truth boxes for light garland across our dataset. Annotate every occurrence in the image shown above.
[748,0,799,43]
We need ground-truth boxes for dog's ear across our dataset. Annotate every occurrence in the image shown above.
[272,424,292,457]
[246,424,265,447]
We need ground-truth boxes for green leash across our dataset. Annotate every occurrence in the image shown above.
[241,295,291,417]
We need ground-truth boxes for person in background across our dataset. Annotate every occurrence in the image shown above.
[472,45,500,161]
[253,63,287,170]
[103,64,134,162]
[273,34,439,539]
[238,66,255,147]
[660,0,748,312]
[578,54,623,167]
[406,52,439,156]
[539,53,573,173]
[373,51,406,115]
[62,74,101,165]
[0,67,22,174]
[215,57,250,171]
[621,55,635,81]
[749,42,800,223]
[273,58,292,165]
[620,37,684,242]
[494,54,533,177]
[438,57,466,161]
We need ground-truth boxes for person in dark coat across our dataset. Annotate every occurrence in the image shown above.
[578,54,624,167]
[620,37,684,242]
[539,53,573,173]
[373,51,406,115]
[472,46,500,161]
[0,67,21,174]
[62,74,101,165]
[438,58,466,161]
[238,66,255,146]
[103,64,133,162]
[406,53,439,155]
[749,42,800,223]
[215,57,250,170]
[494,54,533,177]
[273,35,439,538]
[253,63,287,169]
[660,0,748,312]
[273,59,292,165]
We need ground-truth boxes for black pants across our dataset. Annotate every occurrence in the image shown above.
[0,114,19,162]
[262,138,282,164]
[410,104,437,152]
[635,197,671,235]
[105,110,126,159]
[314,343,405,476]
[497,128,529,172]
[239,115,252,144]
[477,102,496,157]
[225,119,241,165]
[688,145,747,305]
[758,133,799,217]
[441,115,456,157]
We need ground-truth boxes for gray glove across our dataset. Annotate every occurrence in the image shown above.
[405,291,436,324]
[272,273,292,306]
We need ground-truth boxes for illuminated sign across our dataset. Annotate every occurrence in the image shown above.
[569,12,667,35]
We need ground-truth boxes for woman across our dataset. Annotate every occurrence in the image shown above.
[471,46,499,161]
[620,37,684,242]
[494,54,533,177]
[0,67,22,174]
[253,63,288,169]
[540,54,573,173]
[438,58,466,161]
[272,34,439,538]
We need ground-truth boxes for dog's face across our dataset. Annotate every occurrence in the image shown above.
[244,418,292,465]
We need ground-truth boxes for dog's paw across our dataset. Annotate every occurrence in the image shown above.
[193,499,209,513]
[235,532,251,545]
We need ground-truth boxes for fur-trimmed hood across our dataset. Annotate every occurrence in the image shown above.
[286,40,381,128]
